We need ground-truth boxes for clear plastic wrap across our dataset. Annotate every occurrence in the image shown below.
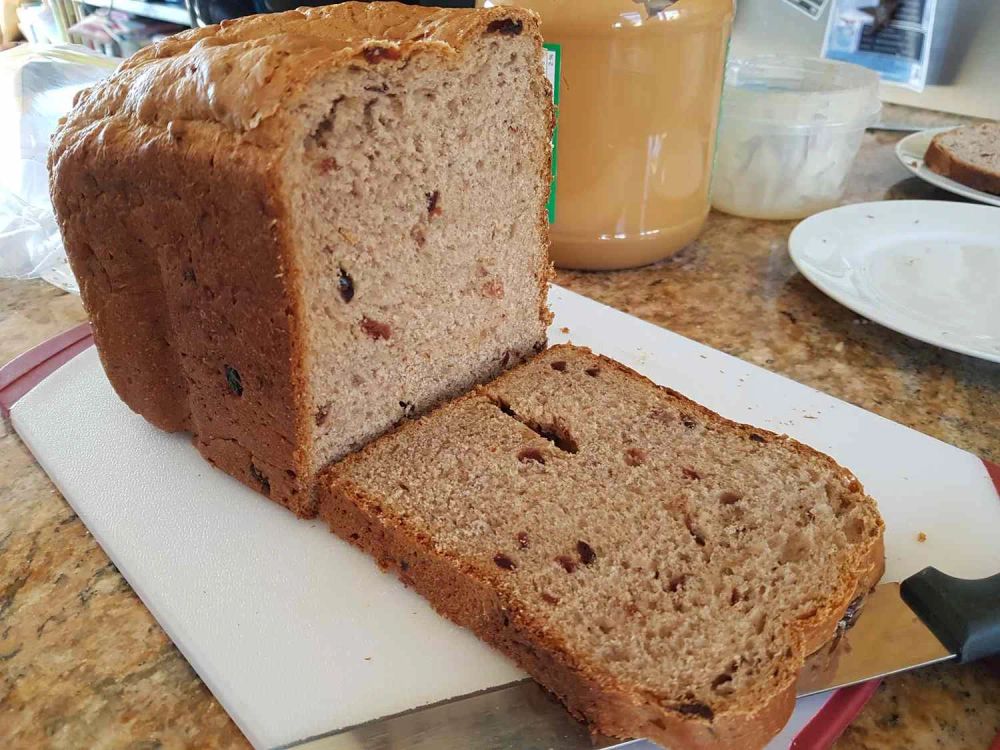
[0,44,119,293]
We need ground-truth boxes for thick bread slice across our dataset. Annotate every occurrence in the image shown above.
[924,123,1000,195]
[319,344,885,750]
[49,2,553,516]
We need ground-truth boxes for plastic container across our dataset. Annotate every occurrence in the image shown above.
[483,0,734,270]
[711,56,881,221]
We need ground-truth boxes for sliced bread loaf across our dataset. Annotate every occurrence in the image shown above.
[319,344,885,749]
[48,2,553,516]
[924,123,1000,195]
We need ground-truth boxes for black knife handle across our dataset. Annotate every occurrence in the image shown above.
[900,567,1000,664]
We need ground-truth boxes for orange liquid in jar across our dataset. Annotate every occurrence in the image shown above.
[487,0,733,270]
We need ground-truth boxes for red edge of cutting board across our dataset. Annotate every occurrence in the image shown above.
[0,322,93,418]
[3,325,999,750]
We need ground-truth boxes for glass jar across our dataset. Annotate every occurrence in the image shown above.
[482,0,734,270]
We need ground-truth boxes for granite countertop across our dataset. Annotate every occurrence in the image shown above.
[2,113,999,748]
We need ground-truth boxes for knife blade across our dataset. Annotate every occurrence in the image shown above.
[798,567,1000,697]
[795,582,952,696]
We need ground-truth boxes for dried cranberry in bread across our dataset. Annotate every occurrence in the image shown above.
[48,2,553,515]
[319,344,885,749]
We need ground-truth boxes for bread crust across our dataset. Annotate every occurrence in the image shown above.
[49,2,551,515]
[49,116,312,510]
[319,344,886,749]
[59,2,545,143]
[925,129,1000,196]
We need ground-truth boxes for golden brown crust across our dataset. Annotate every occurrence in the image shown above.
[535,76,556,334]
[49,119,311,511]
[925,132,1000,196]
[319,343,886,749]
[59,2,541,144]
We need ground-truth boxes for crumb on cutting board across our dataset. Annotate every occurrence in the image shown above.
[917,532,927,542]
[560,326,570,334]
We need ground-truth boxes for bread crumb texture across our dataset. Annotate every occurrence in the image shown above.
[48,1,552,515]
[925,122,1000,195]
[320,344,885,749]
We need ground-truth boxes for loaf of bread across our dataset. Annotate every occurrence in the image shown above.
[320,344,885,749]
[49,2,553,516]
[925,123,1000,195]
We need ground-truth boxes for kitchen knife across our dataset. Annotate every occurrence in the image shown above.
[797,567,1000,697]
[282,567,1000,750]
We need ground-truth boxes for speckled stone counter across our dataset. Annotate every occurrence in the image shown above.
[2,115,999,748]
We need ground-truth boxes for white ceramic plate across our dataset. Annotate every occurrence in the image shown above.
[789,200,1000,363]
[895,127,1000,208]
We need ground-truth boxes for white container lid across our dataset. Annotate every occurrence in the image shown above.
[721,55,881,133]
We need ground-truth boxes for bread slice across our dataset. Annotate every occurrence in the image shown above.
[48,2,553,516]
[924,123,1000,195]
[319,344,885,749]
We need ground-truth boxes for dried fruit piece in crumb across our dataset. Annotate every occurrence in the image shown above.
[225,366,243,396]
[361,317,392,340]
[494,553,516,570]
[338,268,355,302]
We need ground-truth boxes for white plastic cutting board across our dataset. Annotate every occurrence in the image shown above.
[11,285,1000,750]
